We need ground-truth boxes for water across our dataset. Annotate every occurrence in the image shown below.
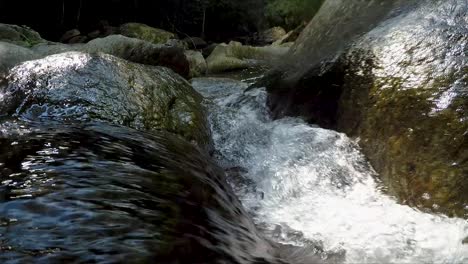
[0,119,280,263]
[191,77,468,263]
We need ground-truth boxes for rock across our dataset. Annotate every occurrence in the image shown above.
[60,29,81,43]
[185,50,207,78]
[68,35,88,44]
[32,35,190,78]
[259,27,287,45]
[264,0,468,217]
[272,23,306,46]
[0,42,38,79]
[165,38,189,49]
[202,43,218,58]
[0,23,45,47]
[183,37,207,49]
[206,42,289,73]
[0,121,279,263]
[85,35,189,77]
[87,29,101,39]
[1,52,211,150]
[120,22,176,45]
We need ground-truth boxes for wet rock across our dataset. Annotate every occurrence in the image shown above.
[206,42,289,73]
[120,22,176,45]
[183,37,207,49]
[185,50,207,78]
[0,52,210,149]
[0,23,45,47]
[68,35,88,44]
[0,42,38,79]
[59,29,81,43]
[0,121,280,263]
[264,0,468,216]
[32,35,190,78]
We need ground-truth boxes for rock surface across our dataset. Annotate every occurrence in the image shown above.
[0,42,38,79]
[120,22,176,45]
[0,23,45,47]
[32,35,190,78]
[263,0,468,217]
[185,50,207,78]
[206,42,289,73]
[0,52,210,150]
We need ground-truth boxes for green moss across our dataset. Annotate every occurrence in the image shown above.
[120,23,175,45]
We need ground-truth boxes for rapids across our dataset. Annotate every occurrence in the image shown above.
[192,76,468,264]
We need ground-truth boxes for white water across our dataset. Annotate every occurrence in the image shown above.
[191,77,468,264]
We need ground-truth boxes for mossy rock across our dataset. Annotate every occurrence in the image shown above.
[1,52,211,151]
[0,23,45,47]
[336,0,468,217]
[185,50,207,78]
[120,22,176,45]
[206,42,288,73]
[0,41,39,79]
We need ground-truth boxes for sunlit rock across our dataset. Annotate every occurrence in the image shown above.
[0,52,211,150]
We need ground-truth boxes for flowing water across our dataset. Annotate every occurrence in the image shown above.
[191,76,468,264]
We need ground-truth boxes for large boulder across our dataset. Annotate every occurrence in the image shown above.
[185,50,207,78]
[32,35,190,78]
[0,52,210,150]
[0,42,38,79]
[264,0,468,217]
[206,42,289,73]
[0,121,280,263]
[0,23,45,47]
[120,22,176,45]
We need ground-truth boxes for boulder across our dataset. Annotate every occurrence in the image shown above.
[258,27,287,45]
[272,23,306,46]
[185,50,207,78]
[60,29,81,43]
[264,0,468,217]
[183,37,207,49]
[32,35,190,78]
[120,22,176,45]
[206,42,289,73]
[0,52,210,150]
[0,42,38,79]
[0,23,45,47]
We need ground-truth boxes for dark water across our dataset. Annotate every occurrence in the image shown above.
[0,119,282,263]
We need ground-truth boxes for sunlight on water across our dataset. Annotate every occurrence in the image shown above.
[192,77,468,264]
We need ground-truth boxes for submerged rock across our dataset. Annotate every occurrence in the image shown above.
[120,22,176,45]
[0,23,45,47]
[0,52,210,150]
[0,121,279,263]
[264,0,468,216]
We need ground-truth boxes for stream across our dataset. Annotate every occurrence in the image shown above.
[191,75,468,264]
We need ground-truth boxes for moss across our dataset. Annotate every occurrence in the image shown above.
[120,23,175,45]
